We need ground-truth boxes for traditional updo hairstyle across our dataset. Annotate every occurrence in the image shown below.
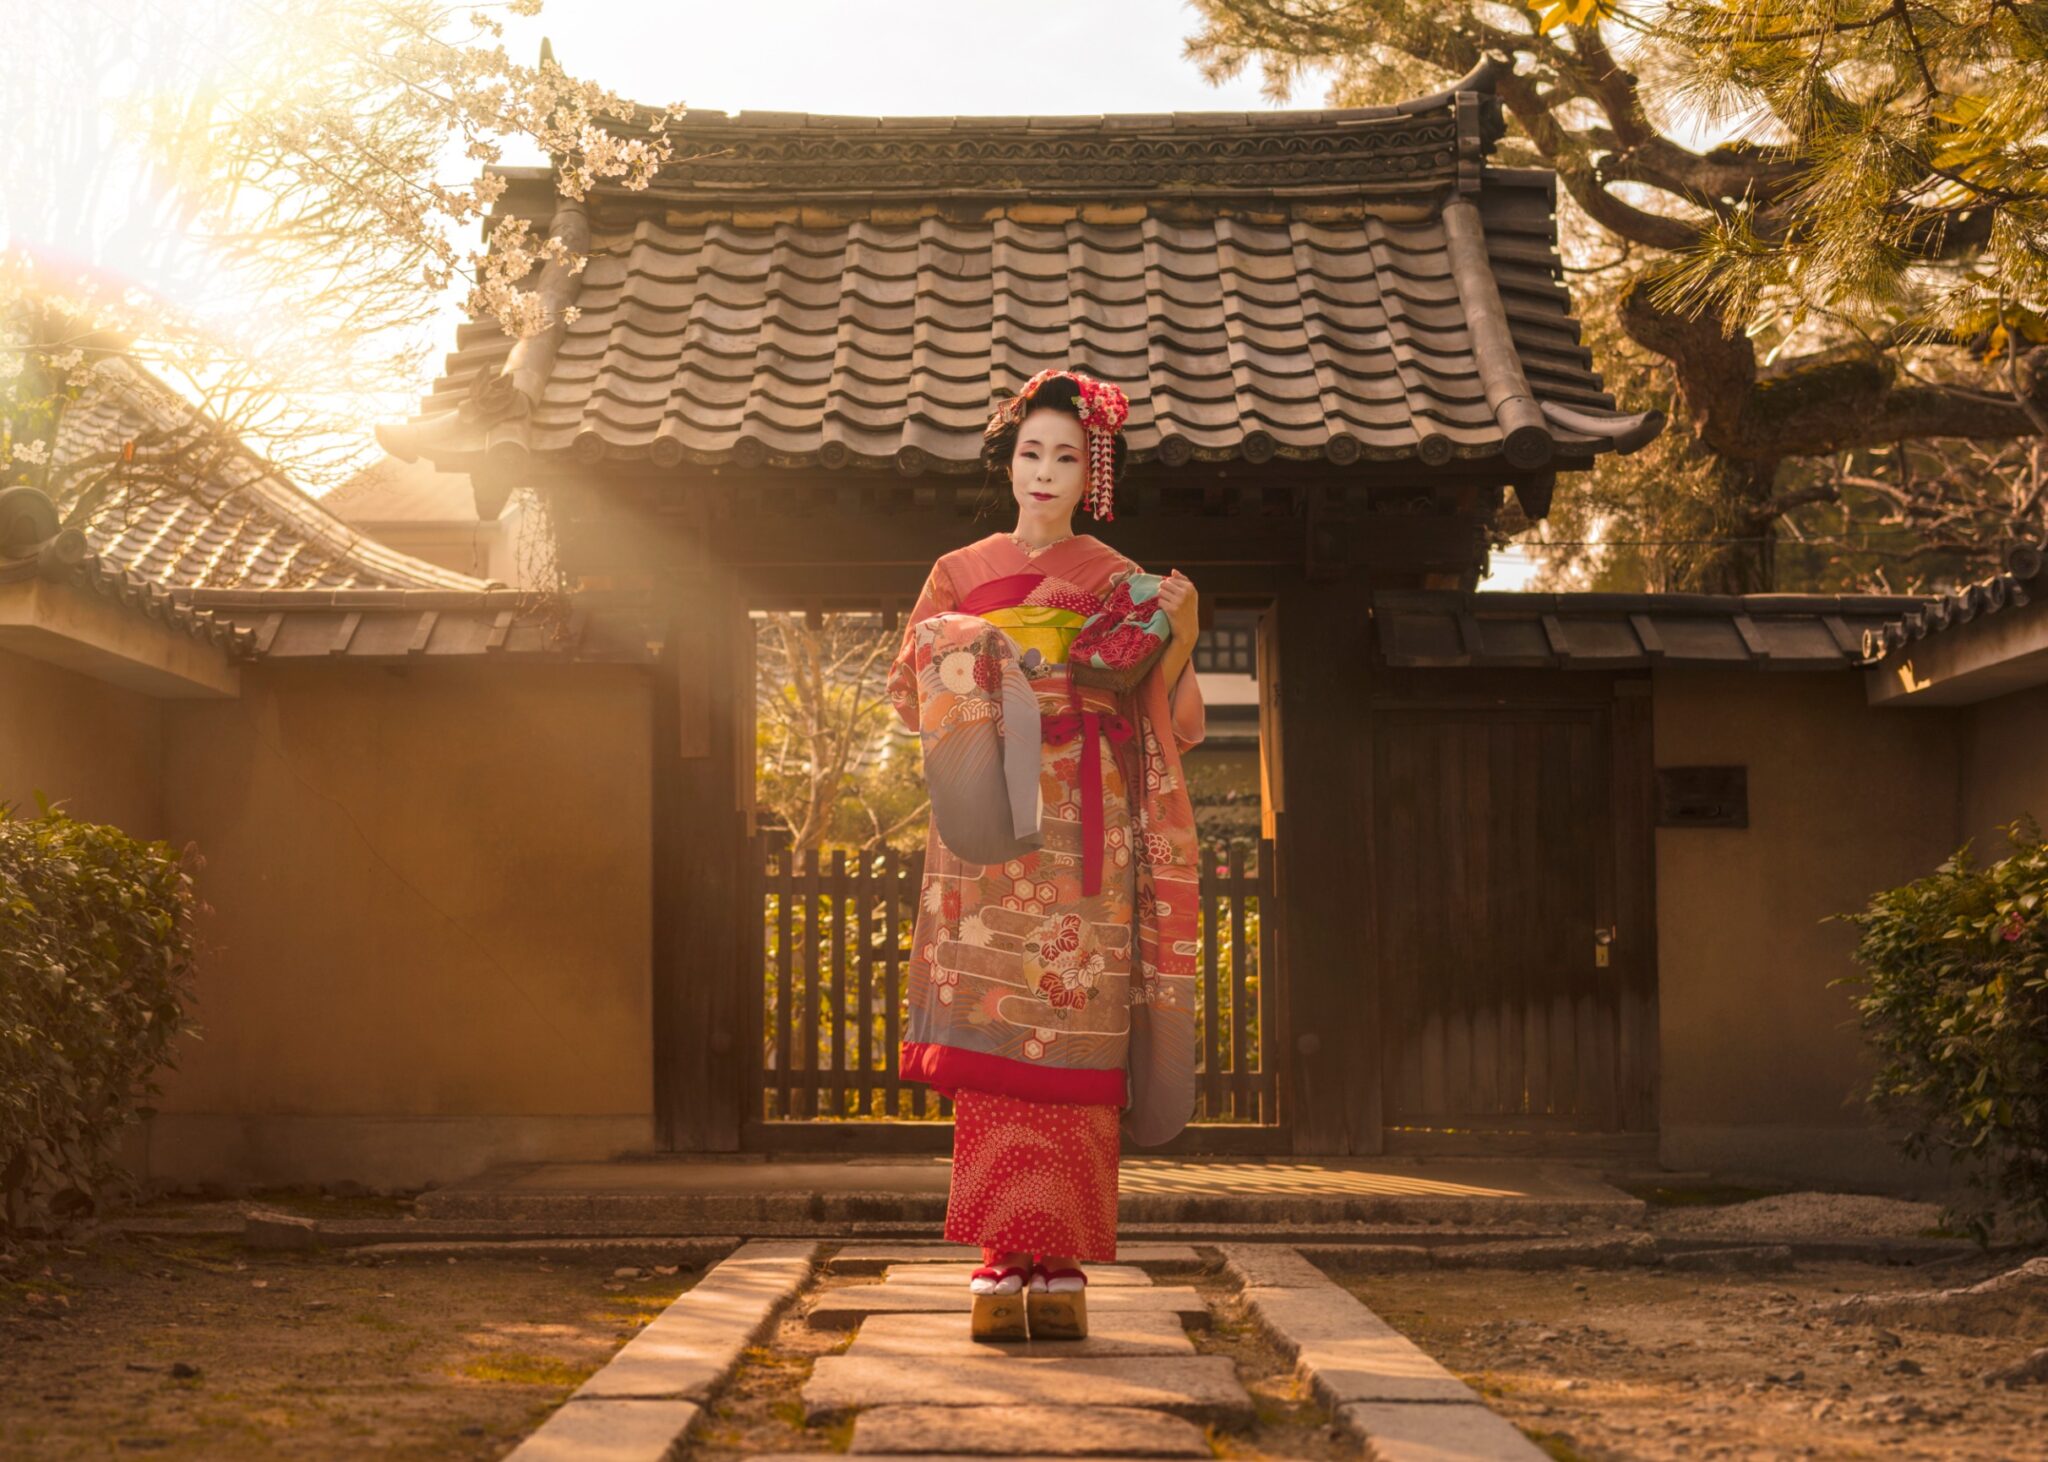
[980,373,1130,489]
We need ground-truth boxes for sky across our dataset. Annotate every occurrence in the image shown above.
[493,0,1289,133]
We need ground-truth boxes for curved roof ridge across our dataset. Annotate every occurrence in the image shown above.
[1861,546,2045,662]
[0,485,257,657]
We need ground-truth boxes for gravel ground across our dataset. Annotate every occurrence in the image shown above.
[0,1232,698,1459]
[1339,1259,2048,1461]
[1654,1192,1949,1240]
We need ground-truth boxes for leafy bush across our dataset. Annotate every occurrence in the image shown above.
[1835,819,2048,1241]
[0,799,202,1234]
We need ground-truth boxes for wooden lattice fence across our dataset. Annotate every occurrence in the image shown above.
[750,830,1277,1126]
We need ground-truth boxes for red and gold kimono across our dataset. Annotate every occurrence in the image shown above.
[886,531,1204,1260]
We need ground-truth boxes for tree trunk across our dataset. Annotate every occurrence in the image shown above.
[1692,456,1782,595]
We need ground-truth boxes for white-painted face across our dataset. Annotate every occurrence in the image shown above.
[1010,405,1087,529]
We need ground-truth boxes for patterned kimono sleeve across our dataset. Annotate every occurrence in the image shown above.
[1165,657,1206,755]
[1119,561,1203,1148]
[887,558,956,732]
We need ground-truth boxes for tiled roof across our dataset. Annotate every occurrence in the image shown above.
[378,60,1660,485]
[182,588,655,663]
[52,356,498,591]
[4,481,640,665]
[0,487,256,658]
[1859,547,2045,662]
[323,454,493,525]
[1375,590,1931,671]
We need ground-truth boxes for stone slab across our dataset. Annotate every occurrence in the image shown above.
[568,1240,818,1402]
[831,1242,1203,1274]
[1653,1232,1984,1265]
[243,1209,322,1250]
[849,1309,1195,1358]
[803,1354,1253,1424]
[1295,1244,1434,1273]
[1660,1243,1795,1272]
[350,1237,739,1263]
[850,1403,1210,1456]
[1244,1284,1472,1406]
[503,1398,699,1461]
[1429,1234,1656,1270]
[882,1263,1153,1287]
[807,1284,1209,1331]
[830,1243,986,1270]
[1339,1401,1546,1460]
[1217,1243,1330,1289]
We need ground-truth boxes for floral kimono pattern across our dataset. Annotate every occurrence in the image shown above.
[886,532,1205,1146]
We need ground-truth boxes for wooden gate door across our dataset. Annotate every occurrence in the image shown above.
[1370,686,1656,1134]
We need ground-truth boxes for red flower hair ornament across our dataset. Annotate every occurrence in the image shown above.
[988,367,1132,523]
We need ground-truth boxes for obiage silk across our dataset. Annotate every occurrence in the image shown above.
[886,532,1206,1146]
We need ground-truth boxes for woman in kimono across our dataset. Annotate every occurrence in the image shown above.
[885,367,1205,1340]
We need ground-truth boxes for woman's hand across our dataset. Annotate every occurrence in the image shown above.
[1156,569,1199,644]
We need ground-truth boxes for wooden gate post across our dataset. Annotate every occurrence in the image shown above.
[1271,572,1383,1155]
[651,540,748,1152]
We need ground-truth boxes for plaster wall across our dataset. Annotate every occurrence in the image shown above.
[0,644,163,836]
[1651,668,1964,1191]
[1962,681,2048,853]
[133,661,655,1190]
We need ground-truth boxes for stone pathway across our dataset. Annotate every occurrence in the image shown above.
[775,1250,1249,1459]
[503,1240,817,1461]
[506,1239,1551,1460]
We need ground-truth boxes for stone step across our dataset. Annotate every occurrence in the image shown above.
[849,1403,1212,1456]
[829,1242,1203,1274]
[415,1192,1640,1226]
[803,1354,1253,1425]
[848,1310,1195,1358]
[416,1159,1644,1230]
[290,1209,1607,1245]
[806,1284,1210,1331]
[882,1263,1153,1286]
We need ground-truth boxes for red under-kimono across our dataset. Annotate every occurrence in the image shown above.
[886,531,1205,1261]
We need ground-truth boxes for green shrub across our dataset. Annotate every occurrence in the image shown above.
[1835,818,2048,1241]
[0,798,202,1234]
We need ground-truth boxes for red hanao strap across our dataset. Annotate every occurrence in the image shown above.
[1042,710,1135,896]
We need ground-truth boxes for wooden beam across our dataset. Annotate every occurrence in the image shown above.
[1610,680,1659,1131]
[738,1120,1291,1156]
[732,561,1291,606]
[650,547,748,1152]
[709,511,1309,571]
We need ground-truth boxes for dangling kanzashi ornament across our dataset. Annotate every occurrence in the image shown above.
[988,367,1132,523]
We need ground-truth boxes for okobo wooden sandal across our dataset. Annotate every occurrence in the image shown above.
[1025,1262,1088,1339]
[967,1262,1029,1341]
